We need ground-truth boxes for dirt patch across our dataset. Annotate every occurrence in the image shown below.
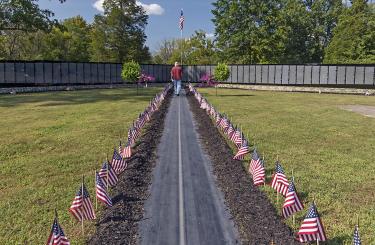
[186,88,299,245]
[88,90,172,245]
[340,105,375,118]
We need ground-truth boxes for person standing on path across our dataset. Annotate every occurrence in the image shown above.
[171,62,183,96]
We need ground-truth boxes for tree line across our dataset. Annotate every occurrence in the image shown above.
[0,0,151,63]
[154,0,374,64]
[0,0,374,64]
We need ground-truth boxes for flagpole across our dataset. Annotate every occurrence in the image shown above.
[181,28,183,65]
[292,169,295,226]
[263,154,266,188]
[81,175,85,237]
[276,155,279,204]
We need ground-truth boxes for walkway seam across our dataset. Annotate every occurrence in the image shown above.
[178,97,185,245]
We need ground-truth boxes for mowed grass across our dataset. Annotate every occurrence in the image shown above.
[198,88,375,244]
[0,87,162,244]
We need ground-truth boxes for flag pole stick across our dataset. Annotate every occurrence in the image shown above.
[276,155,279,204]
[81,175,85,237]
[106,155,109,192]
[55,208,58,221]
[292,169,295,226]
[263,153,266,187]
[95,170,98,211]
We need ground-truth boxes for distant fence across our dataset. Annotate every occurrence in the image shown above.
[0,61,374,87]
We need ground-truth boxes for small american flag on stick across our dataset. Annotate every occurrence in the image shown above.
[46,217,70,245]
[233,139,250,160]
[98,161,118,187]
[270,161,289,196]
[95,172,112,207]
[249,149,265,186]
[297,202,327,242]
[111,148,127,175]
[353,224,362,245]
[69,183,96,222]
[282,181,303,218]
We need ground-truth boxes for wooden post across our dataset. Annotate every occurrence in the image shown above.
[106,159,109,192]
[81,175,85,236]
[263,153,266,187]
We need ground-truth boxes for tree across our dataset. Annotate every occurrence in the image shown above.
[324,0,375,63]
[121,60,141,94]
[213,63,230,95]
[0,0,64,32]
[211,0,344,63]
[152,31,219,65]
[42,16,91,61]
[90,0,151,63]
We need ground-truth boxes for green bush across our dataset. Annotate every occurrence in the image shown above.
[214,63,230,82]
[121,61,141,83]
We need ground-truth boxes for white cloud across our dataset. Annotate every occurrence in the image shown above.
[93,0,164,16]
[136,2,165,15]
[93,0,104,12]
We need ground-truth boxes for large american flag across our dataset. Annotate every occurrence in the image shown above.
[46,218,70,245]
[98,162,118,187]
[111,148,127,175]
[249,149,265,186]
[282,181,303,218]
[96,172,112,207]
[270,161,289,196]
[233,139,250,160]
[353,225,362,245]
[179,9,184,30]
[69,184,96,222]
[297,203,327,242]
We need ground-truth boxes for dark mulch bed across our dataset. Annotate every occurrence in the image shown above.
[88,90,172,245]
[186,89,299,245]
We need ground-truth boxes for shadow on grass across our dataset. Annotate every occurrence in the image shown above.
[326,234,352,244]
[0,88,158,107]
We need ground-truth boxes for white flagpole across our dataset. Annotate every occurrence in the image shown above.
[180,9,184,66]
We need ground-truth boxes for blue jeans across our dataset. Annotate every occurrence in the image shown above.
[173,80,181,95]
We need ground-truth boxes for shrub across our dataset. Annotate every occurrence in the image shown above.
[121,61,141,83]
[213,63,230,82]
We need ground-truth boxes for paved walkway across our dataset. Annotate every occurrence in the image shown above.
[340,105,375,118]
[139,91,239,245]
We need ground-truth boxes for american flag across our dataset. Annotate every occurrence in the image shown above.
[249,150,265,186]
[270,161,289,196]
[121,142,132,159]
[282,181,303,218]
[226,123,235,138]
[249,149,260,175]
[111,148,127,175]
[46,218,70,245]
[69,184,96,222]
[96,172,112,207]
[233,140,250,160]
[297,203,327,242]
[98,162,118,187]
[118,140,122,154]
[353,225,362,245]
[234,132,243,148]
[179,9,184,30]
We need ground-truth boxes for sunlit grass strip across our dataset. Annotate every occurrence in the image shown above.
[198,87,375,245]
[0,87,162,244]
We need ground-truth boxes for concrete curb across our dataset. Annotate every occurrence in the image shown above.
[217,84,375,96]
[0,83,168,95]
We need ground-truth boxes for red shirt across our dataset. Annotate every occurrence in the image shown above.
[171,66,183,80]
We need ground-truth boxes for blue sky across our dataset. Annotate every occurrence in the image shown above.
[38,0,216,52]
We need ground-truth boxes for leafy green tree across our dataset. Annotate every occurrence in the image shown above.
[324,0,375,63]
[213,63,230,95]
[41,16,91,61]
[121,60,141,94]
[211,0,344,63]
[153,31,218,65]
[90,0,151,63]
[0,0,64,32]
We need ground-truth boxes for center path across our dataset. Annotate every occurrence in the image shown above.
[139,90,239,245]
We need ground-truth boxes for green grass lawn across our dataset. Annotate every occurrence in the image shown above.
[198,88,375,245]
[0,87,162,244]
